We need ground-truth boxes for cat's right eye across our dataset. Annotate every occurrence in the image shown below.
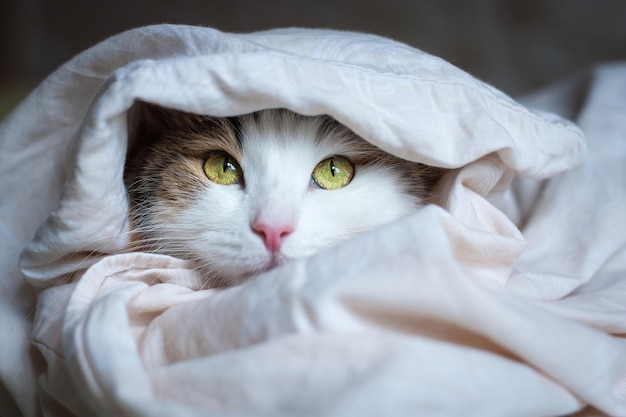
[203,152,243,185]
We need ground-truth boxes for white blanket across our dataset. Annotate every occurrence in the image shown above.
[1,25,625,417]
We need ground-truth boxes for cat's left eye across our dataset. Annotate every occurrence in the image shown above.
[203,152,243,185]
[311,156,355,190]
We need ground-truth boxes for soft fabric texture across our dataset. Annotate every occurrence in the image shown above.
[0,24,625,417]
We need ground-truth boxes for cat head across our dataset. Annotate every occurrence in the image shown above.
[125,102,438,287]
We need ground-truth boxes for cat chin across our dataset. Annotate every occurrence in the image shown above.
[266,255,284,270]
[193,252,290,287]
[248,253,289,278]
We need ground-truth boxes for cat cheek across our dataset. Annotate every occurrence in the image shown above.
[199,184,244,212]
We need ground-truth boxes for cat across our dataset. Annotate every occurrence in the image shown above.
[124,102,440,287]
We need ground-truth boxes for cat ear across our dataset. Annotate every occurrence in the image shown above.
[125,101,176,186]
[128,101,178,137]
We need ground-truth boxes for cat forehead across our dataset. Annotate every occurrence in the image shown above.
[237,109,371,158]
[145,106,385,165]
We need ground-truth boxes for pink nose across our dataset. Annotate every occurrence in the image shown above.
[252,222,294,252]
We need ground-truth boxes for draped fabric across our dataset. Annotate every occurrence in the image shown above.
[1,25,624,417]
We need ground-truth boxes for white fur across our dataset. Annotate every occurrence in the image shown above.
[150,111,421,285]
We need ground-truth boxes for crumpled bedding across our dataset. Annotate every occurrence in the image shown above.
[0,24,625,417]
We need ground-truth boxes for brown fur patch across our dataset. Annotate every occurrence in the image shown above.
[125,102,242,249]
[125,102,241,209]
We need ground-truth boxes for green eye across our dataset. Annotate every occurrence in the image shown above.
[203,152,243,185]
[311,156,355,190]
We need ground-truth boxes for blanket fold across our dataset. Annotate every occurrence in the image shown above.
[1,24,625,417]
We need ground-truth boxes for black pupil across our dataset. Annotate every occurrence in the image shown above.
[223,157,232,173]
[330,159,336,177]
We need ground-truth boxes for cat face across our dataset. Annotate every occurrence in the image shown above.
[125,104,434,287]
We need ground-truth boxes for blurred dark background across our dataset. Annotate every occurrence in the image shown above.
[1,0,625,118]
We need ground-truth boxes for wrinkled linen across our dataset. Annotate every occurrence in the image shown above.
[1,25,625,417]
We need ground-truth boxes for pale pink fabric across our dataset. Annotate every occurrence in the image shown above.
[0,25,624,417]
